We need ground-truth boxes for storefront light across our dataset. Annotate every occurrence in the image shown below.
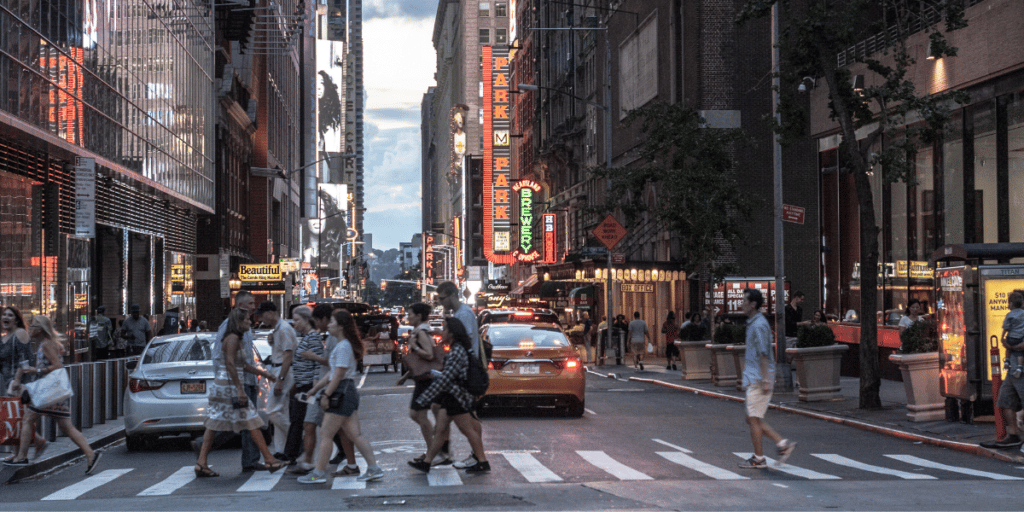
[652,269,659,281]
[544,272,550,281]
[630,269,637,281]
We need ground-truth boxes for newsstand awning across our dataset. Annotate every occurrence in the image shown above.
[569,286,596,309]
[509,274,541,298]
[539,280,570,299]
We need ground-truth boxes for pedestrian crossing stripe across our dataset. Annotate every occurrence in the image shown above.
[811,454,936,480]
[577,450,652,480]
[42,469,133,501]
[426,466,463,486]
[884,454,1024,480]
[138,466,197,496]
[236,469,284,492]
[658,451,748,480]
[500,452,562,482]
[734,452,840,479]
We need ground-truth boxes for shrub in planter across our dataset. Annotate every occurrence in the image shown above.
[899,319,938,353]
[796,324,836,348]
[713,323,746,345]
[679,323,706,341]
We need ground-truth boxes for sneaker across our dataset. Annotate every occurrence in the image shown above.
[993,434,1024,448]
[452,454,478,469]
[738,455,767,469]
[464,460,490,473]
[1014,367,1023,379]
[297,470,328,484]
[776,440,797,466]
[332,465,360,477]
[357,465,384,482]
[639,362,644,371]
[407,459,431,473]
[3,458,29,467]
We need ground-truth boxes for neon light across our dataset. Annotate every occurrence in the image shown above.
[543,213,557,263]
[483,46,515,264]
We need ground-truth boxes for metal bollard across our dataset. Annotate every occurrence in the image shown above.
[92,362,106,425]
[66,365,82,433]
[115,359,126,417]
[41,414,57,442]
[106,360,118,420]
[80,364,93,430]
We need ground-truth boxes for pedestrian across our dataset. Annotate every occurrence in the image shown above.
[407,317,490,474]
[1,306,33,397]
[628,311,651,370]
[89,306,114,360]
[6,316,102,473]
[898,299,924,334]
[283,306,322,474]
[662,311,678,370]
[596,315,608,364]
[785,291,808,338]
[612,314,628,353]
[120,304,152,356]
[434,281,482,469]
[309,303,359,475]
[810,310,828,327]
[256,301,296,461]
[738,288,796,469]
[396,302,448,465]
[193,308,285,477]
[298,308,384,483]
[981,291,1024,448]
[581,311,594,364]
[198,320,209,332]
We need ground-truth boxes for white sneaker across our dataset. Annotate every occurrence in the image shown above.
[356,465,384,482]
[452,454,478,469]
[297,470,328,484]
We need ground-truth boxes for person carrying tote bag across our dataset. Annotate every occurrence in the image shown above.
[4,315,102,474]
[395,303,451,465]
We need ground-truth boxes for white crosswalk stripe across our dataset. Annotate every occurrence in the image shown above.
[331,477,366,490]
[885,454,1024,480]
[734,453,840,479]
[651,438,693,453]
[658,451,748,480]
[500,452,562,483]
[236,469,285,492]
[427,466,464,486]
[577,451,652,480]
[41,469,133,501]
[811,454,936,480]
[137,466,198,496]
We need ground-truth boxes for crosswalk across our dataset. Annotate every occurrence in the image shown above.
[27,439,1024,501]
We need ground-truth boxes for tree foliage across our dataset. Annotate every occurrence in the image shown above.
[738,0,969,408]
[599,102,756,283]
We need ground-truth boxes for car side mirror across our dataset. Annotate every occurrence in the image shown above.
[126,361,137,370]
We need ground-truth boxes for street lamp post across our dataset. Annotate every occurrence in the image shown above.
[340,241,364,299]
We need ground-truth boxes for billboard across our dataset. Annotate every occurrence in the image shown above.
[303,183,347,269]
[316,39,344,178]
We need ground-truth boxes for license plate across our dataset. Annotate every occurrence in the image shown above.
[519,364,540,375]
[180,381,206,394]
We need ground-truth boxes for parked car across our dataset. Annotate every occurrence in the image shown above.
[478,322,585,417]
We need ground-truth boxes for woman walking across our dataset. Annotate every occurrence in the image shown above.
[396,303,449,465]
[298,309,384,484]
[662,311,678,370]
[194,308,285,477]
[407,317,489,474]
[1,306,48,461]
[6,316,100,473]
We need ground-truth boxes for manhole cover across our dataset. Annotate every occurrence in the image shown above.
[345,493,529,510]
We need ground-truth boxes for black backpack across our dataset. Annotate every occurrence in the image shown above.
[464,351,490,396]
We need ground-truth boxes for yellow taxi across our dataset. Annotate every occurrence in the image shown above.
[479,322,585,417]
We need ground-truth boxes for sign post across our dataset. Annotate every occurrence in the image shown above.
[592,215,628,365]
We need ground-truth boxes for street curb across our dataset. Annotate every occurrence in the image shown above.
[3,428,125,484]
[628,376,1023,464]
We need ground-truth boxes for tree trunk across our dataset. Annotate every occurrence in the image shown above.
[852,155,882,409]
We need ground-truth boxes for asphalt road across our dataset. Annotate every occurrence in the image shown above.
[3,368,1023,511]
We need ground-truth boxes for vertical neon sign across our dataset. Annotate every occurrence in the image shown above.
[543,213,557,263]
[513,180,541,262]
[483,46,515,264]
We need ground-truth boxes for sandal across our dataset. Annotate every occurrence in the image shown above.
[265,460,286,474]
[85,450,103,475]
[194,464,219,477]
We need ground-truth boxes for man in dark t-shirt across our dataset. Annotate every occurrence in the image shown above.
[784,291,806,338]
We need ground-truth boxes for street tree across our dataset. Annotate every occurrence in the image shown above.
[738,0,969,408]
[599,102,755,285]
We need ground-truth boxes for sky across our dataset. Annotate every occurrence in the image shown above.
[361,0,439,251]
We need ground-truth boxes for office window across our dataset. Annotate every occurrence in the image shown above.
[479,28,489,44]
[496,2,507,17]
[496,28,507,44]
[479,2,490,16]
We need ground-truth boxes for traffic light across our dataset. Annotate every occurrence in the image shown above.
[380,279,387,291]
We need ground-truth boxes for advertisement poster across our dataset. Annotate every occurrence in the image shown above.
[981,274,1024,380]
[936,267,968,398]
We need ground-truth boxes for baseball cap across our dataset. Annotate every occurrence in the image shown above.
[129,304,140,313]
[97,306,106,313]
[256,301,278,314]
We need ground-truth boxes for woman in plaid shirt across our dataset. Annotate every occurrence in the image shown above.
[407,317,489,473]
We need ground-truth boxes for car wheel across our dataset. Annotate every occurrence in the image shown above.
[565,401,585,418]
[125,434,149,452]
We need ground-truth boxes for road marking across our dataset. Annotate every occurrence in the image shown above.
[237,469,284,492]
[358,372,368,389]
[652,439,693,454]
[332,477,366,490]
[137,466,197,496]
[812,454,936,480]
[485,450,541,454]
[500,452,562,483]
[885,454,1024,480]
[427,466,464,486]
[577,451,652,480]
[734,453,840,480]
[608,388,644,392]
[657,452,748,480]
[773,483,789,488]
[584,408,597,416]
[41,469,133,501]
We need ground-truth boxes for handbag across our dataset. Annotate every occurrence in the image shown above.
[403,330,445,380]
[23,368,74,409]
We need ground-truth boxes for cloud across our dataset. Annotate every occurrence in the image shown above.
[363,0,439,21]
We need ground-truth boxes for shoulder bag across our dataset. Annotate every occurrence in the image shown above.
[403,329,445,380]
[24,368,74,409]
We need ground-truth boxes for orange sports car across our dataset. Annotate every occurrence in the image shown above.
[479,322,585,417]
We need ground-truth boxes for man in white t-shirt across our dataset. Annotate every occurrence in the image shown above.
[257,301,296,459]
[628,311,651,370]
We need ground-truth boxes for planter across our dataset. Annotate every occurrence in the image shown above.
[678,341,712,380]
[706,343,737,387]
[786,344,849,401]
[888,352,944,422]
[726,345,746,391]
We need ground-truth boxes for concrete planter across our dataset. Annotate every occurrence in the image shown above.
[888,352,944,422]
[786,344,849,401]
[726,344,746,391]
[678,341,712,380]
[706,343,737,387]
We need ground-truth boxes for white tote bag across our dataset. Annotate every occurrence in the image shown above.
[24,368,74,409]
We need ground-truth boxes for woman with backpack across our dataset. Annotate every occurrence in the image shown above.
[407,317,489,473]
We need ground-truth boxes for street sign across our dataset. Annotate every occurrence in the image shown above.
[592,215,627,250]
[783,204,805,224]
[612,253,625,264]
[280,257,300,273]
[74,157,95,238]
[581,246,607,256]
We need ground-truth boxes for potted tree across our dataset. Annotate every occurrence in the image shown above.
[708,323,742,387]
[785,324,848,401]
[678,323,712,380]
[889,319,944,421]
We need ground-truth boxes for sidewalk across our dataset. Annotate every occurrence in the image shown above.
[1,416,124,484]
[587,356,1024,464]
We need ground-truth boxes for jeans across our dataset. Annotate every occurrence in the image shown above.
[283,383,312,459]
[210,384,261,468]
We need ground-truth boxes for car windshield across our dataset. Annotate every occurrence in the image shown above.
[487,324,568,348]
[482,311,560,325]
[142,334,215,364]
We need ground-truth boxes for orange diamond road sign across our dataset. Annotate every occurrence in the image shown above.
[593,215,627,250]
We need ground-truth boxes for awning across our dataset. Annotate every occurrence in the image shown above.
[569,286,596,309]
[509,274,541,298]
[539,280,570,299]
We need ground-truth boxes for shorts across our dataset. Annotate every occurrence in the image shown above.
[996,373,1024,411]
[325,380,359,417]
[434,392,473,418]
[631,342,645,355]
[410,379,432,412]
[745,385,772,418]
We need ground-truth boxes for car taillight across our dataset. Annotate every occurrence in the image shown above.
[489,359,507,370]
[565,359,579,369]
[128,378,164,393]
[551,357,581,370]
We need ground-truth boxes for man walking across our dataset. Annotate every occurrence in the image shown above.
[627,312,651,370]
[784,291,810,341]
[738,288,796,469]
[120,304,152,356]
[435,280,481,469]
[90,306,114,360]
[257,301,296,461]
